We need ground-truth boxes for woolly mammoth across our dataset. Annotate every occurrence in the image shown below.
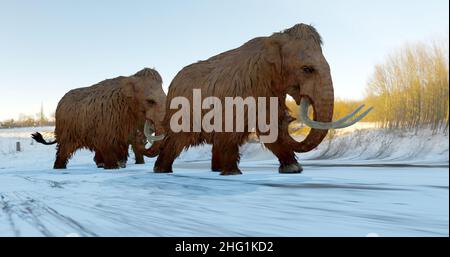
[153,24,371,175]
[33,68,166,169]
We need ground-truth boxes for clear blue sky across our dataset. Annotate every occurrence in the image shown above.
[0,0,448,120]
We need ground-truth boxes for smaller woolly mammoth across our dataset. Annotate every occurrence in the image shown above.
[32,68,166,169]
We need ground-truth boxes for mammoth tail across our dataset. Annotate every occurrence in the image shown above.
[31,132,57,145]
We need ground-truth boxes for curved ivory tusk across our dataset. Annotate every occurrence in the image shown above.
[298,98,373,130]
[329,107,374,129]
[144,120,165,143]
[144,120,154,138]
[333,104,366,125]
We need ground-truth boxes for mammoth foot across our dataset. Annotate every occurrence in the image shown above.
[220,170,242,176]
[211,167,222,172]
[211,160,221,172]
[279,163,303,174]
[53,161,67,169]
[96,163,105,168]
[153,166,173,173]
[104,166,120,170]
[103,163,120,170]
[135,160,145,165]
[118,161,127,169]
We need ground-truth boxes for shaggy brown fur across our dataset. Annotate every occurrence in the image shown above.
[49,68,165,169]
[154,24,335,175]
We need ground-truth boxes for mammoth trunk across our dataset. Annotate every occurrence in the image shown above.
[142,121,165,158]
[289,81,334,153]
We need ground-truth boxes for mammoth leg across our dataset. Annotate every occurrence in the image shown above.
[259,112,303,174]
[54,143,75,169]
[211,144,222,172]
[264,142,303,174]
[100,145,123,170]
[130,129,146,164]
[118,156,128,169]
[154,135,185,173]
[117,145,129,168]
[103,154,120,170]
[216,142,242,176]
[94,151,105,168]
[131,142,145,165]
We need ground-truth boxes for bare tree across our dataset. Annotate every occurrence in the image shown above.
[365,40,449,133]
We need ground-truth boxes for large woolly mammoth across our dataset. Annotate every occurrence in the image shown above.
[153,24,371,175]
[33,68,166,169]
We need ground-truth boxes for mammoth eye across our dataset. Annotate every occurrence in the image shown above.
[302,66,315,74]
[146,99,156,106]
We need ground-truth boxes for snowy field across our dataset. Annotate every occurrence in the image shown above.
[0,126,448,237]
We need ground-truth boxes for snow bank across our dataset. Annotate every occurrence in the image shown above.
[179,128,449,166]
[303,129,449,164]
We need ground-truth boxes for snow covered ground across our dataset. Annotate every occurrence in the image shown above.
[0,126,448,237]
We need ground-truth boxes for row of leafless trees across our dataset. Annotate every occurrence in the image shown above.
[364,41,449,133]
[0,104,55,128]
[0,117,55,128]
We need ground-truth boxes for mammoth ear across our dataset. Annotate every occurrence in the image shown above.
[122,81,136,99]
[263,36,286,72]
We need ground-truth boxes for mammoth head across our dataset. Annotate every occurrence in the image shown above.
[263,24,372,152]
[123,68,166,144]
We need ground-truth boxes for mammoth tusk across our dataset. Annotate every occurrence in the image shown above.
[298,98,373,130]
[144,120,154,137]
[332,104,366,125]
[144,120,165,143]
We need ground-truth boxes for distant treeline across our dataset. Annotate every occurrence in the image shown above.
[0,118,54,129]
[0,107,55,128]
[288,40,449,134]
[0,101,56,128]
